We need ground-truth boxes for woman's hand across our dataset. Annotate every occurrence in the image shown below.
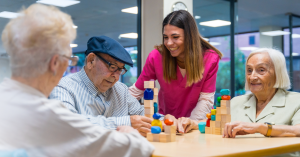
[223,121,261,138]
[163,114,178,129]
[177,117,198,134]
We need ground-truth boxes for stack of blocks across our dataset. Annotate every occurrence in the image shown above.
[144,81,158,118]
[205,89,231,135]
[144,81,176,142]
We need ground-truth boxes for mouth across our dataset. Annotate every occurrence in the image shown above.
[251,83,262,86]
[105,79,114,84]
[169,47,179,51]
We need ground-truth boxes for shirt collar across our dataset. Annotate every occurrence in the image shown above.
[78,67,110,98]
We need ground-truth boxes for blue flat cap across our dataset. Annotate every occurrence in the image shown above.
[85,36,133,67]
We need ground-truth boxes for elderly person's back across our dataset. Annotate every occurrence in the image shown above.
[224,48,300,138]
[0,4,153,157]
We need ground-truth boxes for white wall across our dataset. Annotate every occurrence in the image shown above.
[0,57,11,82]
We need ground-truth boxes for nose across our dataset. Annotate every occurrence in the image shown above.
[166,38,173,46]
[249,70,258,81]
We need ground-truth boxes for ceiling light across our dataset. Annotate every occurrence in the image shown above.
[119,33,138,39]
[209,42,220,46]
[200,20,231,27]
[292,34,300,38]
[261,30,290,36]
[195,16,201,19]
[121,6,138,14]
[0,11,20,19]
[70,44,78,48]
[203,38,209,41]
[293,52,299,56]
[130,50,138,54]
[73,25,78,29]
[36,0,80,7]
[239,47,259,51]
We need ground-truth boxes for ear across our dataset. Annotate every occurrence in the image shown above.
[86,53,96,69]
[49,54,60,75]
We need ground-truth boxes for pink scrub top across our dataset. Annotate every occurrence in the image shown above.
[135,49,220,118]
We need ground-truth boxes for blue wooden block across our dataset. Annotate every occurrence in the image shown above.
[213,105,216,109]
[151,126,161,134]
[154,102,158,113]
[220,89,230,96]
[198,122,206,133]
[153,113,161,119]
[216,101,220,107]
[144,88,154,100]
[211,115,216,121]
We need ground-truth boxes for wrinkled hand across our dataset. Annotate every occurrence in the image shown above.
[130,115,152,137]
[223,121,261,138]
[117,126,139,134]
[177,117,198,134]
[163,114,178,129]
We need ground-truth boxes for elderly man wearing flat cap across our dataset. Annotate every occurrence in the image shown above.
[50,36,152,136]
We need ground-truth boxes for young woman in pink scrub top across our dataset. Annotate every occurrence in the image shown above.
[129,10,223,134]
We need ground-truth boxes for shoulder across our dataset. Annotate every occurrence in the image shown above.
[203,49,220,64]
[112,81,129,92]
[231,93,253,107]
[284,90,300,104]
[57,72,81,89]
[147,49,162,59]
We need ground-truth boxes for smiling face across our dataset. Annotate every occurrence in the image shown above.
[163,24,185,59]
[86,53,124,93]
[246,53,276,96]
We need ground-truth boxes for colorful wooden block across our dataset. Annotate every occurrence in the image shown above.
[144,81,154,88]
[164,125,176,134]
[151,126,161,134]
[153,113,161,119]
[144,88,154,100]
[220,107,230,114]
[221,100,230,107]
[144,107,154,115]
[221,95,231,100]
[206,113,211,119]
[153,102,158,113]
[216,101,220,107]
[164,119,173,125]
[153,95,158,103]
[220,89,230,96]
[216,114,222,121]
[211,115,216,121]
[144,100,153,107]
[198,122,206,133]
[153,88,158,95]
[211,109,216,115]
[205,127,211,134]
[217,96,222,102]
[206,119,211,127]
[152,119,162,129]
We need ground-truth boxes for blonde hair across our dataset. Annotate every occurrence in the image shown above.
[1,4,76,78]
[245,48,290,90]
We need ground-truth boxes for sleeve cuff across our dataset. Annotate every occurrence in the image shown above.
[116,116,131,126]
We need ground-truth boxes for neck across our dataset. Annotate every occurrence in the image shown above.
[255,88,278,106]
[176,55,185,69]
[11,74,52,97]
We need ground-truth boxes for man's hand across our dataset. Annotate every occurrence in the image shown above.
[117,126,139,134]
[130,115,152,137]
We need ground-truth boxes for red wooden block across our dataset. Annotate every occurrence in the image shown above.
[221,95,231,100]
[206,113,211,119]
[164,119,173,126]
[206,119,211,127]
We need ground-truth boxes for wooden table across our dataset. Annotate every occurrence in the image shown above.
[150,130,300,157]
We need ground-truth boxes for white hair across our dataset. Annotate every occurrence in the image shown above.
[245,48,290,90]
[1,4,76,78]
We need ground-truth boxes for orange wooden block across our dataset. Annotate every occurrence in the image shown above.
[221,95,231,100]
[144,100,153,107]
[221,100,230,107]
[205,127,211,134]
[206,113,211,119]
[144,81,155,88]
[220,107,230,114]
[164,119,174,125]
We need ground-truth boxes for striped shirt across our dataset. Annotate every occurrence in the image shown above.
[49,68,144,130]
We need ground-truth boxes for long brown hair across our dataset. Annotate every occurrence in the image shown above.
[161,10,222,87]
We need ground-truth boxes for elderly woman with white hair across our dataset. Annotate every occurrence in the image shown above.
[223,48,300,138]
[0,3,153,157]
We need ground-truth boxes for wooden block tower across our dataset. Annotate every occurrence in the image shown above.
[144,81,176,142]
[205,89,231,135]
[143,81,158,118]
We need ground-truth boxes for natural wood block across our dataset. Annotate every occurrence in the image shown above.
[144,107,154,115]
[210,121,215,128]
[221,114,231,122]
[216,114,221,121]
[147,133,153,141]
[145,114,152,118]
[221,100,230,107]
[205,127,211,134]
[159,133,176,142]
[153,88,158,95]
[216,107,221,115]
[144,100,153,107]
[221,121,227,128]
[153,134,160,142]
[214,121,221,128]
[221,107,230,114]
[153,95,158,103]
[214,128,221,135]
[164,125,176,135]
[144,81,154,88]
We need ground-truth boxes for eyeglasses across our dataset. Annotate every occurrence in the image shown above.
[62,55,79,66]
[93,53,127,75]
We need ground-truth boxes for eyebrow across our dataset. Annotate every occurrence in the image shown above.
[246,63,269,67]
[163,33,180,36]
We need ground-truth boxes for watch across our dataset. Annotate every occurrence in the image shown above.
[264,122,273,137]
[172,2,188,12]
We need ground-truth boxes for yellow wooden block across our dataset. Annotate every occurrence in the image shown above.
[220,107,230,114]
[144,81,154,88]
[216,114,222,121]
[211,109,216,115]
[144,100,153,107]
[151,119,162,129]
[205,127,211,134]
[153,95,158,103]
[221,100,230,107]
[153,88,158,95]
[164,125,176,135]
[145,107,154,115]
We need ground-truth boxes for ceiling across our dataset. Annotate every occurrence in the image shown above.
[1,0,300,54]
